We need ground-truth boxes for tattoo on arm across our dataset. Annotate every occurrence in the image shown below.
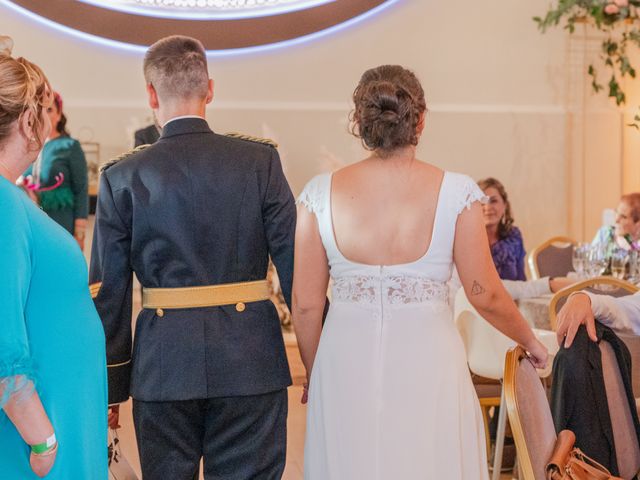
[471,280,486,296]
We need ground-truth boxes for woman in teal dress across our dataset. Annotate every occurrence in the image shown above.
[24,91,89,250]
[0,43,107,479]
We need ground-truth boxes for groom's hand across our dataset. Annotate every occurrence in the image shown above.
[556,293,597,348]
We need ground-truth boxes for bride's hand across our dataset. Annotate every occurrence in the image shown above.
[524,338,548,370]
[301,383,309,404]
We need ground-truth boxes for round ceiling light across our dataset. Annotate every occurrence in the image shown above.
[6,0,394,52]
[77,0,336,20]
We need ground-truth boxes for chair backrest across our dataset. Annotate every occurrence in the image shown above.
[619,333,640,399]
[548,276,639,331]
[528,236,576,280]
[600,341,640,478]
[504,346,557,480]
[454,289,515,380]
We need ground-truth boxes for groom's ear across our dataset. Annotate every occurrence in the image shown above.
[147,83,159,110]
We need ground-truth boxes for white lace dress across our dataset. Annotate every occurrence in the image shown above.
[298,171,489,480]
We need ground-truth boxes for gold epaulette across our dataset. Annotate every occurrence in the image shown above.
[100,144,151,173]
[89,282,102,299]
[224,132,278,148]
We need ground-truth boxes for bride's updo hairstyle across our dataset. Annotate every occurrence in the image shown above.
[350,65,427,158]
[0,36,51,151]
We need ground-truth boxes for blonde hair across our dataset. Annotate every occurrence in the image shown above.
[0,40,51,150]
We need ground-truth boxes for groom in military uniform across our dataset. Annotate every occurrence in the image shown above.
[90,35,295,479]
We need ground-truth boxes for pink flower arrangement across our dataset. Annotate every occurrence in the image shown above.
[605,0,633,15]
[605,3,620,14]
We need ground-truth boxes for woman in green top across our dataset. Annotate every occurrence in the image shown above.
[24,92,88,249]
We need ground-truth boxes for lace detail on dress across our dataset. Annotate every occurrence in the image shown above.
[457,178,488,215]
[332,275,449,305]
[0,351,36,408]
[0,374,35,408]
[296,174,326,215]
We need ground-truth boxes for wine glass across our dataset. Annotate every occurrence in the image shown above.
[586,245,608,278]
[628,250,639,284]
[572,243,588,278]
[610,249,629,280]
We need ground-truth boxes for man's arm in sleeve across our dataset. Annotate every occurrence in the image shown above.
[89,172,134,405]
[262,148,296,310]
[585,291,640,335]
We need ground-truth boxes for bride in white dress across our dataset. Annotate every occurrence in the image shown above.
[291,65,548,480]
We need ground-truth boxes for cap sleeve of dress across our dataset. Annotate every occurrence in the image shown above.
[0,187,35,408]
[455,174,488,215]
[296,174,328,216]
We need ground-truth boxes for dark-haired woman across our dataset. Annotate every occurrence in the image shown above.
[478,177,526,281]
[24,92,88,249]
[292,65,547,478]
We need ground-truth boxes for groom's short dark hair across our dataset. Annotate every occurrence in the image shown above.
[143,35,209,101]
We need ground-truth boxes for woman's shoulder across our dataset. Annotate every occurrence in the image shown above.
[0,181,33,226]
[45,136,80,154]
[442,170,475,186]
[500,226,525,250]
[441,170,488,214]
[507,226,523,239]
[297,172,331,214]
[595,225,614,236]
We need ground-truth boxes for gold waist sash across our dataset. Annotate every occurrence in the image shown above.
[142,280,270,311]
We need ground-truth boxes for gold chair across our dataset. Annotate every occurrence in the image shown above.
[527,236,576,280]
[504,346,557,480]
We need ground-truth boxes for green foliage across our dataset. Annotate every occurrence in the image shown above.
[535,0,640,124]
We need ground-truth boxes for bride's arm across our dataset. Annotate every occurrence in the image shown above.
[453,202,547,368]
[291,204,330,388]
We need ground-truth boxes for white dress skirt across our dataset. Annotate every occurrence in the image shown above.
[298,171,490,480]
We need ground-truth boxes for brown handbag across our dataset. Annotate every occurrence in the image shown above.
[545,430,623,480]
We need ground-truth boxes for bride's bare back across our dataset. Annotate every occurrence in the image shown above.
[331,156,444,266]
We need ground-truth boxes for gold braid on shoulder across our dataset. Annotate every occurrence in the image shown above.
[224,132,278,148]
[100,144,151,172]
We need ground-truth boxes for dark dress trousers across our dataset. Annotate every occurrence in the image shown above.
[133,123,161,147]
[90,117,295,479]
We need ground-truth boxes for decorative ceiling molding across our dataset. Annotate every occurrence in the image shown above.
[7,0,390,50]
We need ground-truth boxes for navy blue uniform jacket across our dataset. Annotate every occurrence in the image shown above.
[90,118,295,404]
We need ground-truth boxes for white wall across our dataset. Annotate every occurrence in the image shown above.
[2,0,620,256]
